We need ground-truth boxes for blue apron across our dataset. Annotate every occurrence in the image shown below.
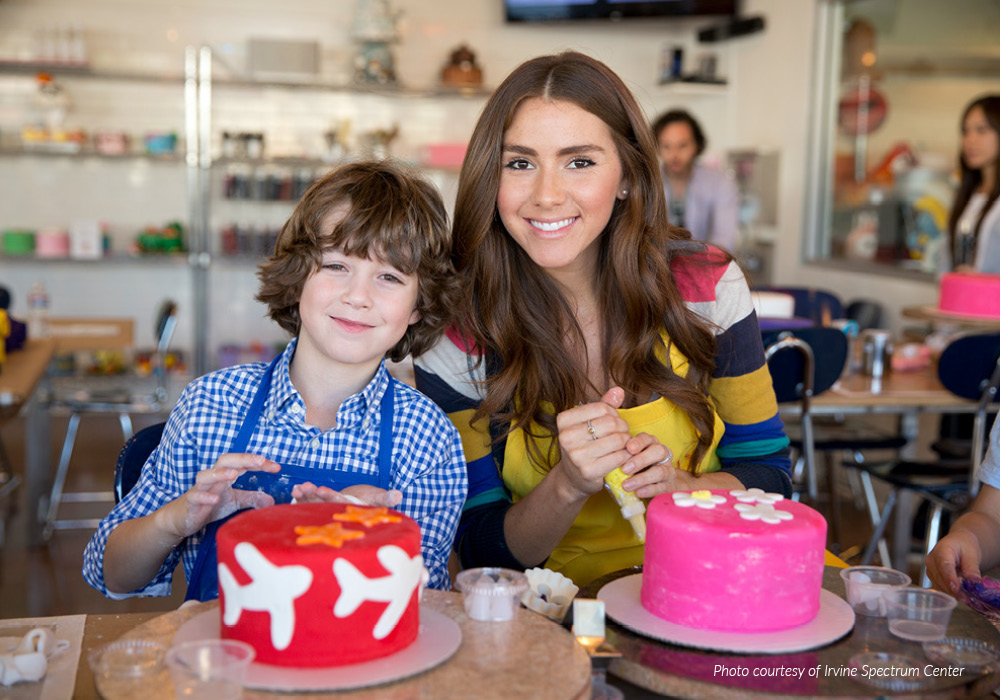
[184,355,395,602]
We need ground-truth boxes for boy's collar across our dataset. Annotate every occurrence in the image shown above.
[270,339,391,424]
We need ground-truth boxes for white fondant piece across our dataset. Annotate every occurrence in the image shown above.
[333,545,426,640]
[730,488,783,504]
[219,542,313,651]
[672,491,727,509]
[0,651,47,686]
[173,607,462,692]
[733,502,794,524]
[599,574,855,654]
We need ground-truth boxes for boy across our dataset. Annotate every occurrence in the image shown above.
[83,160,467,598]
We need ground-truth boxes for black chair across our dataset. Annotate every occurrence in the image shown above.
[845,299,885,332]
[850,332,1000,585]
[755,286,844,326]
[113,422,166,503]
[42,301,178,539]
[763,326,848,504]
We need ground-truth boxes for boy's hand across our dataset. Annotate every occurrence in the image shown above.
[168,453,280,538]
[292,482,403,509]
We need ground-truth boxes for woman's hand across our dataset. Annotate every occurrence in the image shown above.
[617,432,676,499]
[554,387,635,501]
[166,453,279,539]
[292,482,403,508]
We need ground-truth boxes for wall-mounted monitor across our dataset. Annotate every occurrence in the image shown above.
[504,0,739,23]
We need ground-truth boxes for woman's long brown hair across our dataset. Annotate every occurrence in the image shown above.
[948,94,1000,265]
[454,51,726,470]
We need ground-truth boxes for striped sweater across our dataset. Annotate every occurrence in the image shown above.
[413,252,791,573]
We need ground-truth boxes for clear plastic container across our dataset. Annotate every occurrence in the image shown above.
[454,567,529,622]
[840,565,911,616]
[882,588,957,641]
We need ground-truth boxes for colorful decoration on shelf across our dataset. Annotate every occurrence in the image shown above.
[440,45,483,89]
[352,0,401,85]
[136,221,184,254]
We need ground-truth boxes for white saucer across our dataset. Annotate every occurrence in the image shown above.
[598,573,854,654]
[173,606,462,691]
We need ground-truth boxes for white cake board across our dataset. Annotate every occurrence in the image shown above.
[173,606,461,691]
[598,573,854,654]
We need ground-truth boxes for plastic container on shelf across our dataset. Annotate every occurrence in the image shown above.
[26,281,50,339]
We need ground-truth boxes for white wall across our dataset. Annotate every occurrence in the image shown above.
[0,0,937,351]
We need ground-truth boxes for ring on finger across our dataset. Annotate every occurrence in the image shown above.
[587,419,599,440]
[655,446,674,465]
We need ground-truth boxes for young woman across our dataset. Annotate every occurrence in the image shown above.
[947,94,1000,272]
[415,52,791,586]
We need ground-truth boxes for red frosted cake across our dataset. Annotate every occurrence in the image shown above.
[641,489,827,632]
[217,502,427,667]
[938,272,1000,318]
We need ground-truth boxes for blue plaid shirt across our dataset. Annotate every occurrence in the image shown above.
[83,338,467,595]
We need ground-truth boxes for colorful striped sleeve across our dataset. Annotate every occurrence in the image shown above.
[413,333,524,568]
[673,251,793,492]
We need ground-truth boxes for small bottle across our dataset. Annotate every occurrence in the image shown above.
[27,281,51,338]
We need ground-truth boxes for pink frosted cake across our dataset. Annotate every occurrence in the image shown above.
[938,272,1000,318]
[641,489,827,632]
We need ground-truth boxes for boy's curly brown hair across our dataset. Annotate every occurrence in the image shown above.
[256,159,459,362]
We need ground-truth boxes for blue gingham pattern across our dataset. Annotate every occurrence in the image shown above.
[82,338,467,596]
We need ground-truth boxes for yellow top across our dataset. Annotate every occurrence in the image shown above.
[502,340,724,587]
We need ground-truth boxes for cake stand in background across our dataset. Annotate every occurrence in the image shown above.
[578,567,1000,698]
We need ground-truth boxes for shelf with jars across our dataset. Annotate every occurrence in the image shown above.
[0,46,485,374]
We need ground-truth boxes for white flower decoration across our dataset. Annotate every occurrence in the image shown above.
[729,488,784,505]
[734,502,793,524]
[672,490,727,509]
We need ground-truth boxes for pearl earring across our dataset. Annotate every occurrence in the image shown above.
[620,188,629,198]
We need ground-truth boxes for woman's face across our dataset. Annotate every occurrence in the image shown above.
[497,97,626,283]
[962,105,999,172]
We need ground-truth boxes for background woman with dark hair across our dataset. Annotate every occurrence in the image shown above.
[651,108,740,251]
[946,94,1000,272]
[414,52,791,587]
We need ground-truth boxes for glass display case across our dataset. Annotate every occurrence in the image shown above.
[806,0,1000,277]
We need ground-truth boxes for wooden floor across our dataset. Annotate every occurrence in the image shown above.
[0,410,932,620]
[1,412,187,619]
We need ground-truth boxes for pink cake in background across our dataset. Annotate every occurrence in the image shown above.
[641,489,827,632]
[938,272,1000,319]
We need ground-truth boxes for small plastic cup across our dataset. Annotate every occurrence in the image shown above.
[840,565,912,616]
[454,567,530,622]
[88,639,167,700]
[882,588,957,642]
[165,639,254,700]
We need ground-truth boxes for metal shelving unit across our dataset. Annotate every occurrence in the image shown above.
[1,47,487,375]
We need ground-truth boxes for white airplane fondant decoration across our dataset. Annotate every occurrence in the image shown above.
[332,545,428,639]
[218,542,313,650]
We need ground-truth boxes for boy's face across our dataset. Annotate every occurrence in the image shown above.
[297,205,421,372]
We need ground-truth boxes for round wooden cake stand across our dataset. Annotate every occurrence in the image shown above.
[902,305,1000,329]
[100,590,591,700]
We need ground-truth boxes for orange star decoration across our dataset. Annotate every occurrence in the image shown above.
[295,521,365,548]
[333,505,403,528]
